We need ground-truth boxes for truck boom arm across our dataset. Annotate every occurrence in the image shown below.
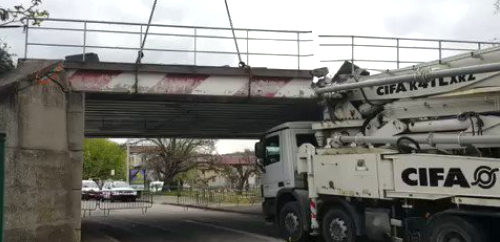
[314,62,500,94]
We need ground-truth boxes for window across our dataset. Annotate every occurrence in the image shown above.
[264,135,280,166]
[296,134,318,147]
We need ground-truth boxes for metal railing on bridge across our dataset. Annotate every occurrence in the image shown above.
[20,19,500,72]
[318,35,500,73]
[23,18,314,69]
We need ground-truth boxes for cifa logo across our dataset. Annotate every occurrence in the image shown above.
[402,166,499,189]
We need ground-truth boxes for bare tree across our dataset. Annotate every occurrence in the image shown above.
[496,0,500,13]
[219,149,260,195]
[197,168,219,189]
[141,138,215,191]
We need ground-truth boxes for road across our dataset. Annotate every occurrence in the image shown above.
[81,204,283,242]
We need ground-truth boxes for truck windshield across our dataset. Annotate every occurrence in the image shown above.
[264,135,280,166]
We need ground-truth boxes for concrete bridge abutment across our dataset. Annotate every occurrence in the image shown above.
[0,61,84,242]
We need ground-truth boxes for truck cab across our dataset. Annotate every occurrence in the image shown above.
[255,122,316,223]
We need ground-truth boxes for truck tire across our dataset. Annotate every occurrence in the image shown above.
[426,215,487,242]
[279,201,309,242]
[322,208,356,242]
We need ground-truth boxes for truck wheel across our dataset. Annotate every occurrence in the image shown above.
[279,201,309,242]
[426,215,487,242]
[322,208,356,242]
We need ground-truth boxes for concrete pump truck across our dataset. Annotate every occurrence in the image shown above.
[256,44,500,242]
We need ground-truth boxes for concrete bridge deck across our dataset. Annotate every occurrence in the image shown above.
[66,61,320,138]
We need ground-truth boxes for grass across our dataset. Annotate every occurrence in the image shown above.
[156,189,262,205]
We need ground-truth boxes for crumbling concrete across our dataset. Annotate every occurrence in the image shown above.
[0,60,84,242]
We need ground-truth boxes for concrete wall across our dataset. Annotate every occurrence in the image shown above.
[0,61,84,242]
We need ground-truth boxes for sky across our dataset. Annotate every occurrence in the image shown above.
[2,0,500,153]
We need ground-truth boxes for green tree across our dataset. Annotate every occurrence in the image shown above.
[0,42,15,74]
[0,0,49,26]
[0,0,48,73]
[174,168,200,188]
[83,139,127,181]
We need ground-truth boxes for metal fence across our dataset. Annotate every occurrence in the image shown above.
[81,199,99,217]
[23,18,313,69]
[81,191,154,217]
[318,35,500,73]
[173,189,262,209]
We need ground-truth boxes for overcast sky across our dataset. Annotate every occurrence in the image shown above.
[3,0,498,37]
[2,0,500,153]
[3,0,500,64]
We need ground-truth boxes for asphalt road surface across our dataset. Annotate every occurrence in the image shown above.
[81,204,284,242]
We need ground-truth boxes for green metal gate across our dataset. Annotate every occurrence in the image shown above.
[0,133,5,242]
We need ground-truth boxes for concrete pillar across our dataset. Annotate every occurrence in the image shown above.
[66,92,85,242]
[0,61,84,242]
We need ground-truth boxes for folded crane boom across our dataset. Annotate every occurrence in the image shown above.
[314,61,500,94]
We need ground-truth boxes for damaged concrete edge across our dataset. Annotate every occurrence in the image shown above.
[0,60,66,97]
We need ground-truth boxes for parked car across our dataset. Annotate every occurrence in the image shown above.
[101,180,137,202]
[149,181,164,192]
[81,180,102,200]
[130,184,145,192]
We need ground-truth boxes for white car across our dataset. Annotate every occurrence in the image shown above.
[82,180,102,200]
[101,181,137,202]
[149,181,164,192]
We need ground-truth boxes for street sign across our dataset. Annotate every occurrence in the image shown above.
[130,169,146,191]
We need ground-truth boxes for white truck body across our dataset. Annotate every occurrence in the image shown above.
[259,44,500,242]
[300,150,500,201]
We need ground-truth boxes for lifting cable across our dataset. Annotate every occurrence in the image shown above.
[223,0,253,97]
[134,0,159,94]
[224,0,246,68]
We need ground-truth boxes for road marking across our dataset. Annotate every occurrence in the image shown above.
[183,219,280,241]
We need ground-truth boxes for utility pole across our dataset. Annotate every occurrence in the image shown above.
[126,139,130,183]
[0,133,5,242]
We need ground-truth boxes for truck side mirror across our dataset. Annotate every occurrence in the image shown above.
[255,141,265,159]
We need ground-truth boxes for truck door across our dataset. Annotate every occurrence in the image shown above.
[262,133,285,197]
